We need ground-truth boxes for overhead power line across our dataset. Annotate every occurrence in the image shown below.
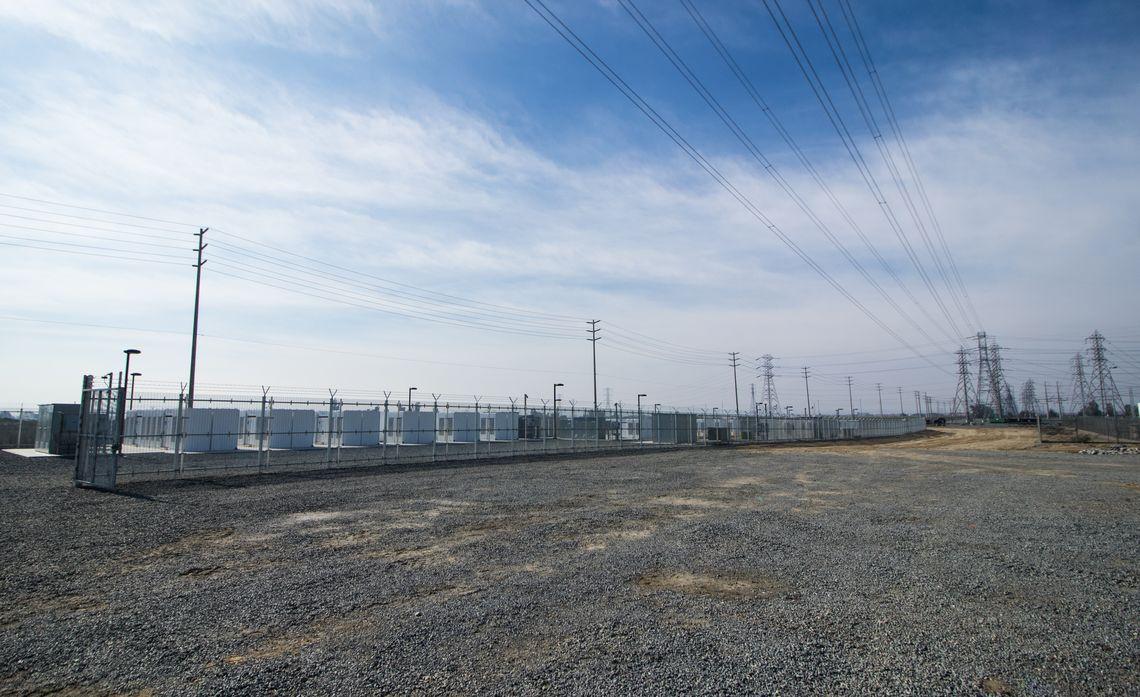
[759,0,966,339]
[620,0,957,348]
[802,0,972,331]
[523,0,951,376]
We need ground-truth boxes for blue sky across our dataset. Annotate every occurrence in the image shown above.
[2,0,1139,411]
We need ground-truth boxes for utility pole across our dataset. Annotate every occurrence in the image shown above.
[802,367,812,417]
[875,383,883,417]
[729,352,741,415]
[187,227,208,408]
[587,320,601,415]
[846,376,854,417]
[898,386,904,415]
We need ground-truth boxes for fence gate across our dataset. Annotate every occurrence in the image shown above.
[74,375,120,489]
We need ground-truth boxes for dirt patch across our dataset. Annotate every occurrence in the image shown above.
[179,565,225,578]
[756,426,1090,455]
[580,527,654,552]
[223,586,481,665]
[653,495,730,509]
[636,570,788,600]
[979,675,1013,694]
[142,528,235,559]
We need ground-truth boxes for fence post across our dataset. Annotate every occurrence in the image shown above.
[570,402,576,452]
[432,395,440,463]
[174,388,185,476]
[325,390,336,468]
[382,393,390,464]
[258,387,268,472]
[509,398,517,459]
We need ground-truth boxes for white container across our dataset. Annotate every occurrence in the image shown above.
[451,411,480,442]
[494,411,518,440]
[341,409,382,446]
[400,409,436,445]
[124,408,177,451]
[182,408,240,453]
[267,409,316,449]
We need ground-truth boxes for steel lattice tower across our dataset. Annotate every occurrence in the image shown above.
[1019,379,1037,416]
[759,354,780,417]
[975,332,1006,419]
[952,347,973,420]
[1070,353,1090,415]
[1087,330,1124,415]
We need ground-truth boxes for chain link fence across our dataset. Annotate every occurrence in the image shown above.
[63,383,917,484]
[0,407,37,448]
[1041,416,1140,444]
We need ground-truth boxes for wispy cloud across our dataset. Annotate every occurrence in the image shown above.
[2,1,1138,408]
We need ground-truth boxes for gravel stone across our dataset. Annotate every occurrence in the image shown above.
[0,429,1136,695]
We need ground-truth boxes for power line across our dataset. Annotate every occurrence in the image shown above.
[800,0,972,331]
[620,0,954,347]
[760,0,966,339]
[523,0,950,376]
[678,0,961,345]
[835,0,982,329]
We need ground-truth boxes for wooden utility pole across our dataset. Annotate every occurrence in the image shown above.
[187,227,208,408]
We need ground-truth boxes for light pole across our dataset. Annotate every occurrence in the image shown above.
[553,383,563,440]
[129,372,142,410]
[637,394,646,442]
[408,387,417,410]
[117,349,140,453]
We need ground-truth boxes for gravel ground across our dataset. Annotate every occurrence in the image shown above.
[1,427,1137,695]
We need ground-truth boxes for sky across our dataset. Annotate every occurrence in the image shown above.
[1,0,1139,413]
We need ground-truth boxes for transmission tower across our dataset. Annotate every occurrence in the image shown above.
[1069,354,1089,415]
[975,332,1006,419]
[759,354,779,417]
[1019,379,1037,416]
[990,342,1017,416]
[1087,330,1124,415]
[951,347,973,421]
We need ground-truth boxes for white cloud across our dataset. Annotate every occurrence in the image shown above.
[0,0,382,55]
[1,2,1138,409]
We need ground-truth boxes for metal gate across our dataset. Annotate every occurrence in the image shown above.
[74,375,120,489]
